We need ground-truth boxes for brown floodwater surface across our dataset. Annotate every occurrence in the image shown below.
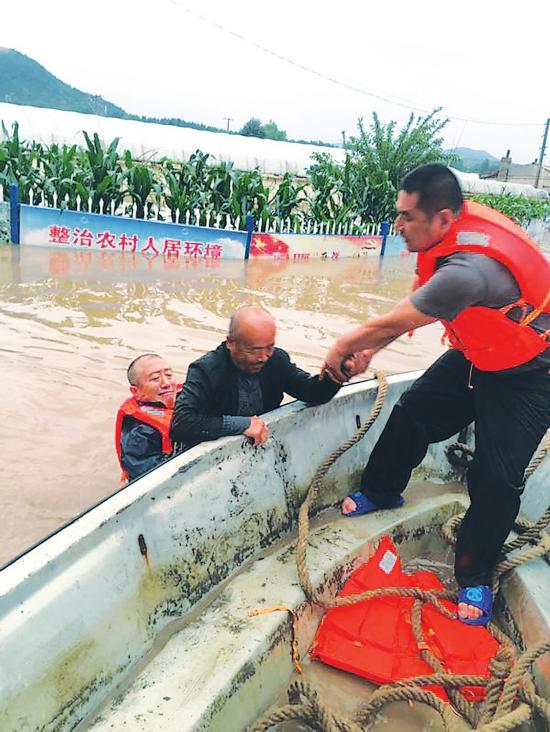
[0,245,446,565]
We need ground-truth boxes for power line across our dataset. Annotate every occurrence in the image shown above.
[169,1,545,129]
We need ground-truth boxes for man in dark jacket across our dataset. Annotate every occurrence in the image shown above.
[170,305,342,450]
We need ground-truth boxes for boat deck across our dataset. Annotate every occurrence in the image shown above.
[83,482,470,731]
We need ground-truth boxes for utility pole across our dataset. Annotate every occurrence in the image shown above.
[223,117,234,132]
[535,117,549,188]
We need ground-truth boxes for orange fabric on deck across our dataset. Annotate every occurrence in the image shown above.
[311,536,500,701]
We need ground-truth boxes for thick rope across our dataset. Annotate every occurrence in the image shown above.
[477,646,515,725]
[494,640,550,718]
[250,680,363,732]
[524,427,550,479]
[444,428,550,596]
[410,598,477,726]
[250,375,550,731]
[442,507,550,596]
[355,684,458,731]
[296,371,388,604]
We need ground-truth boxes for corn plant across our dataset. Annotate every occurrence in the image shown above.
[78,132,125,213]
[39,143,83,207]
[268,173,307,222]
[306,152,351,225]
[0,122,44,203]
[205,160,234,227]
[229,169,269,228]
[123,151,163,219]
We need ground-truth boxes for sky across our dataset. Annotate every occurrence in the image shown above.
[1,0,548,164]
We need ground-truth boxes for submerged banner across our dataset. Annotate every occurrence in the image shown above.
[19,205,248,260]
[249,232,383,259]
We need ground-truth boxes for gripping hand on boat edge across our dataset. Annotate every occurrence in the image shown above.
[244,416,269,447]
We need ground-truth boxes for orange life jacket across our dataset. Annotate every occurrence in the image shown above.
[416,200,550,371]
[115,386,181,484]
[312,536,500,702]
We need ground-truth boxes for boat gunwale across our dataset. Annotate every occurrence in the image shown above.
[0,372,423,589]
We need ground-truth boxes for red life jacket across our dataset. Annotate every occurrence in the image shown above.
[115,386,181,484]
[312,536,500,702]
[417,200,550,371]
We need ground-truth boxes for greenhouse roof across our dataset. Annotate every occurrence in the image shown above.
[0,103,546,198]
[0,102,343,177]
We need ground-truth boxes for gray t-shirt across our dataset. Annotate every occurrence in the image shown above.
[411,252,550,371]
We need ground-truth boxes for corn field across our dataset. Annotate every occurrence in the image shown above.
[2,113,545,233]
[0,122,367,232]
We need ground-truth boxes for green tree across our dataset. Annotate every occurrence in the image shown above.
[239,118,266,138]
[263,120,287,141]
[307,109,453,224]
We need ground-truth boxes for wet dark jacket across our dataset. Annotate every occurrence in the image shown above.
[170,342,340,449]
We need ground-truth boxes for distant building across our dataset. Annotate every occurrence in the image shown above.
[481,150,550,191]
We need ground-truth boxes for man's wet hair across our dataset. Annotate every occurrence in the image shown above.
[401,164,463,216]
[127,353,161,386]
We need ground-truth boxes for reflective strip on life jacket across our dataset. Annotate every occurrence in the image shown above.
[416,200,550,371]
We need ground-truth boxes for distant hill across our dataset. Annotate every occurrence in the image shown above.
[0,48,127,117]
[449,147,501,175]
[0,48,337,147]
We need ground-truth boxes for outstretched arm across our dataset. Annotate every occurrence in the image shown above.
[322,296,437,382]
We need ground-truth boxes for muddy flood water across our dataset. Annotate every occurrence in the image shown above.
[0,245,447,566]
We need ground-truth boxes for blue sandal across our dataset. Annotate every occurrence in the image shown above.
[457,585,493,626]
[343,490,404,517]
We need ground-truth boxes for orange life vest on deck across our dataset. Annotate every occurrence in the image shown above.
[312,536,500,702]
[115,387,181,484]
[416,200,550,371]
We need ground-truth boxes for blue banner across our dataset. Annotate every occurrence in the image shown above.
[19,205,248,260]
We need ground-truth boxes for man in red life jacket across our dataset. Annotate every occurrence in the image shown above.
[116,354,179,484]
[322,164,550,626]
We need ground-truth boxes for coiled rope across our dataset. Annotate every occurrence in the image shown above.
[251,374,550,731]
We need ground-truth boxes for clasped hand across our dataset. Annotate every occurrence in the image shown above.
[321,348,375,383]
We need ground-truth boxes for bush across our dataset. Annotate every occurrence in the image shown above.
[468,193,550,226]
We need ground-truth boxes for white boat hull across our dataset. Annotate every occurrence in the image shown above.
[0,373,548,731]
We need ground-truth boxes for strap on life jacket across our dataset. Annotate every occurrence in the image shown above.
[415,201,550,371]
[115,384,182,485]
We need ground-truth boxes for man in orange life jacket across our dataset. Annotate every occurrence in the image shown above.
[116,354,179,483]
[322,164,550,626]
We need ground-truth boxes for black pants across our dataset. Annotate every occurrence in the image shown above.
[361,350,550,586]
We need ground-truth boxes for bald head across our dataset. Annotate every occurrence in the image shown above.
[227,306,276,374]
[127,354,177,407]
[229,305,275,340]
[127,353,162,386]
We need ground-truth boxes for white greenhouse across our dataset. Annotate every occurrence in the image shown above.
[0,102,546,199]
